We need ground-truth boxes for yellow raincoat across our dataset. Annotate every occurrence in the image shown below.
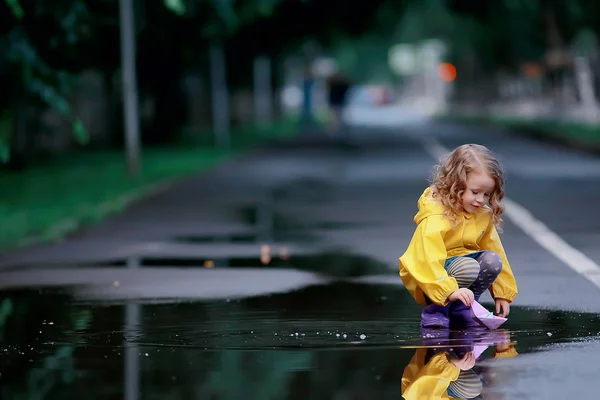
[399,187,518,306]
[401,350,461,400]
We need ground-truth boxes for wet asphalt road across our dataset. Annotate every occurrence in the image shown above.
[1,107,600,399]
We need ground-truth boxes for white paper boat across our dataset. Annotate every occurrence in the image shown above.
[470,300,507,330]
[472,344,489,359]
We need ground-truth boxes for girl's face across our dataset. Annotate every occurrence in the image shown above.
[462,170,495,213]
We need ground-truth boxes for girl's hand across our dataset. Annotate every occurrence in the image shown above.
[448,288,475,306]
[495,342,512,352]
[495,298,510,317]
[450,352,476,371]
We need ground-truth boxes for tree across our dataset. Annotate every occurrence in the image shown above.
[0,0,92,166]
[0,0,403,165]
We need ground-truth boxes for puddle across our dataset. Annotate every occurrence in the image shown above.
[239,204,375,231]
[138,252,392,277]
[4,251,394,279]
[169,211,375,246]
[172,233,259,243]
[269,178,334,203]
[172,219,377,244]
[0,259,129,271]
[1,283,600,399]
[236,203,378,243]
[171,231,317,244]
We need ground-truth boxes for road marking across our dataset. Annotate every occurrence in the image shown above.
[421,137,600,290]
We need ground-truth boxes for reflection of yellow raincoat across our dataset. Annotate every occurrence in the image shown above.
[401,345,519,399]
[399,187,518,306]
[401,349,460,399]
[493,345,520,359]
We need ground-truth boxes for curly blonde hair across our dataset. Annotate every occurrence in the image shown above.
[429,144,505,229]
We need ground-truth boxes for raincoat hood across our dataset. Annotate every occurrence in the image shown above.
[414,187,446,224]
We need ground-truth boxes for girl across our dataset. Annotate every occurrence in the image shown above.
[399,144,518,329]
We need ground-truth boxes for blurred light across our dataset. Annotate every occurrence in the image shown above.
[388,44,417,75]
[204,260,215,268]
[313,57,338,77]
[279,247,290,260]
[281,85,302,108]
[522,62,543,78]
[113,281,120,287]
[437,63,456,82]
[420,39,447,68]
[260,244,271,265]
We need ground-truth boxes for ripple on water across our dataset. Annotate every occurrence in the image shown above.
[2,282,600,399]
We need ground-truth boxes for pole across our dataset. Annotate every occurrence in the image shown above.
[210,42,230,147]
[253,56,272,125]
[119,0,141,176]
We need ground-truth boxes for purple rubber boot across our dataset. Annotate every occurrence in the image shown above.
[420,327,451,356]
[449,297,481,329]
[420,303,450,329]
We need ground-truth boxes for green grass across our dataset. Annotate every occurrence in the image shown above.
[0,118,302,252]
[436,113,600,146]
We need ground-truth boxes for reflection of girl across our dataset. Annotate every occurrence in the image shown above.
[402,349,466,399]
[401,330,518,399]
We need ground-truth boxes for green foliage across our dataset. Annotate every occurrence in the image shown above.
[26,346,77,399]
[211,0,237,30]
[0,298,13,329]
[0,0,89,161]
[0,111,12,162]
[0,118,299,251]
[5,0,23,19]
[443,0,600,68]
[199,0,281,39]
[0,293,93,400]
[2,0,595,166]
[208,350,312,399]
[163,0,186,16]
[331,0,581,79]
[572,29,598,56]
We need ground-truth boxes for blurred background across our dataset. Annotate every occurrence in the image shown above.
[2,0,600,248]
[2,0,600,165]
[2,0,600,399]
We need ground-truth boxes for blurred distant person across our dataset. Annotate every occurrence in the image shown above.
[325,72,351,135]
[301,65,316,130]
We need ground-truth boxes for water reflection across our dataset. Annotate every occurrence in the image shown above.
[124,257,141,400]
[401,329,518,399]
[2,283,600,399]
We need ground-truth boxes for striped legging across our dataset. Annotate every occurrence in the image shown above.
[447,369,483,398]
[445,251,503,296]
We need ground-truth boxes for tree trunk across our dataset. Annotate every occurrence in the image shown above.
[119,0,141,176]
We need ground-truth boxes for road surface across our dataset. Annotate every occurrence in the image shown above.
[1,106,600,399]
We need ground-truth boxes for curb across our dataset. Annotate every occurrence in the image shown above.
[11,179,175,252]
[1,126,309,255]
